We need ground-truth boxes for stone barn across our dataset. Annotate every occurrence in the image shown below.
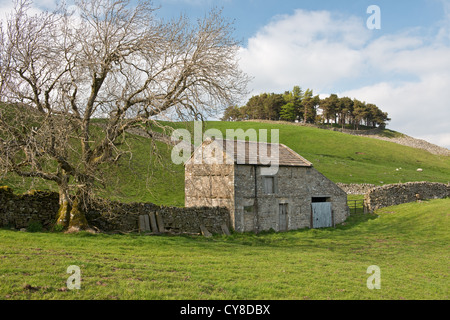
[185,139,349,233]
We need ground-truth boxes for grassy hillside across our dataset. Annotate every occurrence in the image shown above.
[0,198,448,300]
[202,121,450,184]
[1,120,449,206]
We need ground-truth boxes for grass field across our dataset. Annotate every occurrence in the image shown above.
[1,198,448,300]
[1,119,448,301]
[202,121,450,185]
[1,120,449,207]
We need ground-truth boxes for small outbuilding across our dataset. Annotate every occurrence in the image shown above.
[185,139,349,233]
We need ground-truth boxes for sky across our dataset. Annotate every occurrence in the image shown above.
[1,0,449,149]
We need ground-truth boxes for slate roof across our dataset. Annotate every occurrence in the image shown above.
[191,139,313,167]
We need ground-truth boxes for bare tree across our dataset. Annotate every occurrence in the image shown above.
[0,0,249,230]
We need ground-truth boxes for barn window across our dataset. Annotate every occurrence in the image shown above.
[263,176,275,194]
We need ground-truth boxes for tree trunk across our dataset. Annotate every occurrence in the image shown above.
[67,195,90,231]
[56,183,71,228]
[69,189,89,231]
[303,106,307,124]
[55,181,90,231]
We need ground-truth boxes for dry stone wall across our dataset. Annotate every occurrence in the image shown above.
[0,187,59,229]
[364,181,449,212]
[0,186,230,235]
[87,199,230,234]
[336,183,378,195]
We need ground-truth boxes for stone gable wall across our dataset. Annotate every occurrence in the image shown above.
[233,165,349,232]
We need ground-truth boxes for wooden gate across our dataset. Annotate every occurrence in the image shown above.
[311,202,332,228]
[347,199,365,214]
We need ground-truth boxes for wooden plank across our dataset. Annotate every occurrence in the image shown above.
[138,215,146,232]
[139,215,151,232]
[149,212,158,233]
[312,202,332,228]
[144,214,150,231]
[138,215,144,232]
[220,223,231,236]
[200,225,212,237]
[155,212,166,233]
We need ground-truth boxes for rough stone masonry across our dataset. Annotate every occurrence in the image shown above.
[364,181,450,212]
[0,186,230,234]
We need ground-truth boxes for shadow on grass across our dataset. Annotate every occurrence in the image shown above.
[0,212,380,250]
[377,129,403,138]
[197,212,381,248]
[334,213,379,231]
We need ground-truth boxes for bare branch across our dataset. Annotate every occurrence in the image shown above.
[0,0,249,227]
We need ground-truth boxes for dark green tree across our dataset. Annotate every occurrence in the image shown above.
[222,106,243,121]
[339,97,354,128]
[352,99,368,130]
[302,89,320,124]
[279,102,298,121]
[319,94,339,125]
[280,86,303,121]
[264,93,285,120]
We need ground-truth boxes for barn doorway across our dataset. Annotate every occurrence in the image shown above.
[243,205,256,232]
[311,197,332,228]
[279,203,288,231]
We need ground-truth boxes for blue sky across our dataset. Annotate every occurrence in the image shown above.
[1,0,449,148]
[154,0,450,148]
[155,0,446,42]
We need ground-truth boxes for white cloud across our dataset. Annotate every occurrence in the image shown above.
[238,7,450,149]
[239,9,371,94]
[341,74,450,144]
[0,0,58,20]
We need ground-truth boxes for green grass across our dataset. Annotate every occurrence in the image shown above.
[0,198,448,300]
[0,131,185,207]
[1,120,449,206]
[202,121,450,185]
[96,135,185,207]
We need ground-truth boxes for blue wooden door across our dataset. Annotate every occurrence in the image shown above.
[312,202,332,228]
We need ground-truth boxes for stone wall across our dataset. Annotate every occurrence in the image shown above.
[364,181,450,212]
[0,186,230,235]
[244,120,382,136]
[87,199,230,234]
[336,183,378,195]
[356,134,450,156]
[0,187,59,229]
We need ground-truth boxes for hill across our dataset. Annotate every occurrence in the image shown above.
[1,120,449,206]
